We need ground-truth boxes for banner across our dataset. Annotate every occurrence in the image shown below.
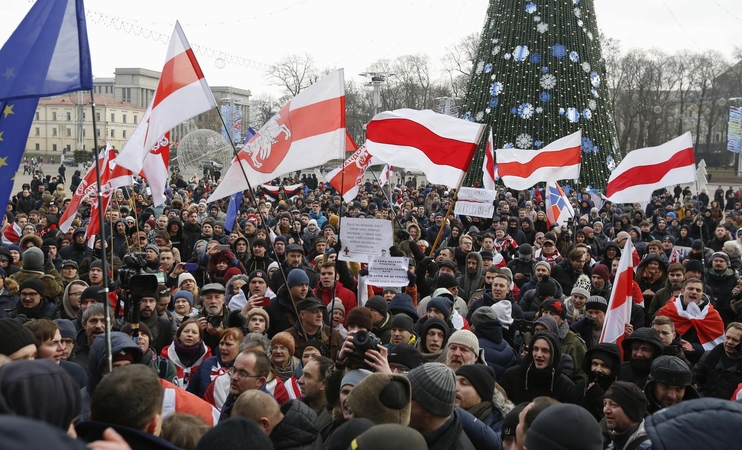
[457,187,496,203]
[366,257,410,287]
[728,106,742,154]
[338,218,393,263]
[454,202,495,219]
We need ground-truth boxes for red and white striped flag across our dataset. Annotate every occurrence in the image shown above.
[496,130,582,190]
[116,22,217,206]
[379,164,392,188]
[606,132,695,204]
[325,145,381,202]
[209,70,346,201]
[59,143,133,233]
[365,109,485,188]
[600,238,634,357]
[482,128,496,191]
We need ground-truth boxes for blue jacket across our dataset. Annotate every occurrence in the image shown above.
[186,353,229,398]
[456,407,502,450]
[473,320,519,380]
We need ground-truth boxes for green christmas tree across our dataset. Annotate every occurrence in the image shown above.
[461,0,620,189]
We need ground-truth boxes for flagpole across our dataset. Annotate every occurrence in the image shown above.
[370,169,405,232]
[89,90,113,373]
[214,108,309,342]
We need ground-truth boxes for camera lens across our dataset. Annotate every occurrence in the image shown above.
[353,330,369,346]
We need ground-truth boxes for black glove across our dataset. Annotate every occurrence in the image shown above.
[397,229,410,241]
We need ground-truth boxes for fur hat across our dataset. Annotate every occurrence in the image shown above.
[571,274,592,298]
[270,332,295,356]
[348,373,412,425]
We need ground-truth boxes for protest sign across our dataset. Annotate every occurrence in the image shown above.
[338,218,393,263]
[454,201,495,219]
[367,257,410,287]
[457,187,496,202]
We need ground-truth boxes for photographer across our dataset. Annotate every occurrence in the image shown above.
[195,283,231,353]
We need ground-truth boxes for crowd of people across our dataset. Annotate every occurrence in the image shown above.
[2,170,742,450]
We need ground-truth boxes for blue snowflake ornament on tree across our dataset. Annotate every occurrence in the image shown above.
[552,44,567,58]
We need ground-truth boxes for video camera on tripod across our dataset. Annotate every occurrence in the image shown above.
[118,252,159,340]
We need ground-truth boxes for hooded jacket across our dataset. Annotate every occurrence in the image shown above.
[500,331,574,404]
[472,319,519,379]
[270,399,323,450]
[457,251,484,303]
[415,317,450,362]
[166,217,184,258]
[617,327,665,388]
[565,342,621,421]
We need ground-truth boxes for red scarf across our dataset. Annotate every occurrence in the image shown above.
[658,296,725,350]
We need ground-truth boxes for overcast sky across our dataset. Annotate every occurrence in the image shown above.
[3,0,741,98]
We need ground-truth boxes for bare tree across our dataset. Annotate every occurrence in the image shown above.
[249,93,279,129]
[441,33,480,98]
[266,53,319,97]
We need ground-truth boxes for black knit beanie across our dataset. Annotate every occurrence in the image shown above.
[0,318,37,357]
[196,417,273,450]
[604,381,647,423]
[455,364,496,402]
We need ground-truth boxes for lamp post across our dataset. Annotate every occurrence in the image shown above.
[359,72,394,117]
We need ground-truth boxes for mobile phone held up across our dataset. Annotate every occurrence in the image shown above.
[183,263,199,271]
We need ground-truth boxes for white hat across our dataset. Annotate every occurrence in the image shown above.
[491,302,513,328]
[178,272,196,286]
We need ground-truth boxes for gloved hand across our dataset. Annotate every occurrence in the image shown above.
[407,270,417,286]
[359,268,369,277]
[397,229,410,241]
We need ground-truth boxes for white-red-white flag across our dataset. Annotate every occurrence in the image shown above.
[59,143,133,233]
[482,128,496,191]
[364,109,485,188]
[116,22,216,206]
[326,145,382,202]
[600,238,634,357]
[379,164,392,188]
[209,70,346,201]
[496,130,582,190]
[606,132,695,204]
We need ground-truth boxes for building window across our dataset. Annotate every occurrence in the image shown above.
[52,112,57,121]
[35,111,40,120]
[35,143,40,151]
[123,114,127,124]
[66,112,71,121]
[122,130,127,139]
[134,115,138,124]
[97,128,100,137]
[52,127,57,137]
[66,144,71,153]
[111,113,115,122]
[96,112,100,122]
[83,129,86,137]
[34,127,40,136]
[110,129,115,138]
[66,127,72,137]
[52,144,57,152]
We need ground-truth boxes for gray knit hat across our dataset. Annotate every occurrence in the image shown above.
[406,362,456,417]
[22,247,44,272]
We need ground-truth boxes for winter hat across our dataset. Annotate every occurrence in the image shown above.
[604,381,647,423]
[341,369,372,388]
[304,339,330,358]
[270,331,296,356]
[431,287,455,302]
[691,239,704,250]
[534,260,551,273]
[349,373,412,425]
[390,314,414,333]
[196,417,273,450]
[525,403,603,450]
[492,302,514,328]
[22,247,44,272]
[387,344,424,371]
[325,419,376,450]
[447,330,480,355]
[585,295,608,313]
[388,293,419,322]
[685,259,704,273]
[534,315,559,334]
[19,278,45,296]
[245,308,269,329]
[350,424,427,450]
[382,286,402,294]
[347,307,374,331]
[648,355,693,387]
[173,290,194,307]
[327,300,345,315]
[712,251,731,266]
[502,402,528,439]
[247,270,269,285]
[224,267,243,284]
[427,297,452,318]
[591,264,610,282]
[436,273,459,289]
[615,231,630,245]
[53,319,77,340]
[145,244,160,255]
[286,268,310,288]
[541,299,567,320]
[0,318,37,357]
[406,362,456,417]
[81,285,106,304]
[0,416,89,450]
[518,243,533,256]
[536,276,558,299]
[365,295,389,317]
[120,322,154,342]
[571,274,592,298]
[471,306,499,329]
[456,364,496,402]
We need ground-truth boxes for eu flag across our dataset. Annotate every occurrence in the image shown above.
[0,0,93,215]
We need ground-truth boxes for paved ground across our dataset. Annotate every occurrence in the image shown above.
[11,162,83,197]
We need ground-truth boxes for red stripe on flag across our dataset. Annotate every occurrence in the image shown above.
[366,118,478,170]
[485,144,495,180]
[606,147,695,195]
[287,97,344,140]
[498,146,581,178]
[152,49,203,109]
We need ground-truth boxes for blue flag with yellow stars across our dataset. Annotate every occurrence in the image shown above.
[0,0,93,216]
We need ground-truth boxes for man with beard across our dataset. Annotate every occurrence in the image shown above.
[617,328,665,388]
[693,321,742,399]
[445,330,480,371]
[644,355,698,414]
[11,278,53,320]
[704,252,738,324]
[457,251,484,304]
[455,364,504,435]
[657,277,725,365]
[269,244,318,293]
[195,283,231,353]
[566,342,621,421]
[131,291,174,354]
[71,303,113,375]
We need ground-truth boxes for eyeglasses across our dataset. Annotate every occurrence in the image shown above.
[20,292,40,299]
[69,292,84,297]
[227,367,260,380]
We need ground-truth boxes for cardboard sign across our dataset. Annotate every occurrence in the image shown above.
[454,201,495,219]
[457,187,496,202]
[338,218,393,263]
[367,257,410,287]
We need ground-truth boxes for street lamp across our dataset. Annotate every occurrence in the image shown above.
[359,72,394,116]
[220,97,243,144]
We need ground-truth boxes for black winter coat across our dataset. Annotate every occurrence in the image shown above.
[270,399,323,450]
[693,343,742,400]
[473,320,518,379]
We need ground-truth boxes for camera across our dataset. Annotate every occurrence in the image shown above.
[582,315,597,328]
[206,314,223,328]
[347,330,382,370]
[119,252,149,288]
[511,319,534,335]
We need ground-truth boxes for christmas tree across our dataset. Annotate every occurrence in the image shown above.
[461,0,620,189]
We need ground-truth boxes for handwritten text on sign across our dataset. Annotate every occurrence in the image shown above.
[457,187,497,202]
[367,257,410,287]
[454,201,495,219]
[338,218,393,263]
